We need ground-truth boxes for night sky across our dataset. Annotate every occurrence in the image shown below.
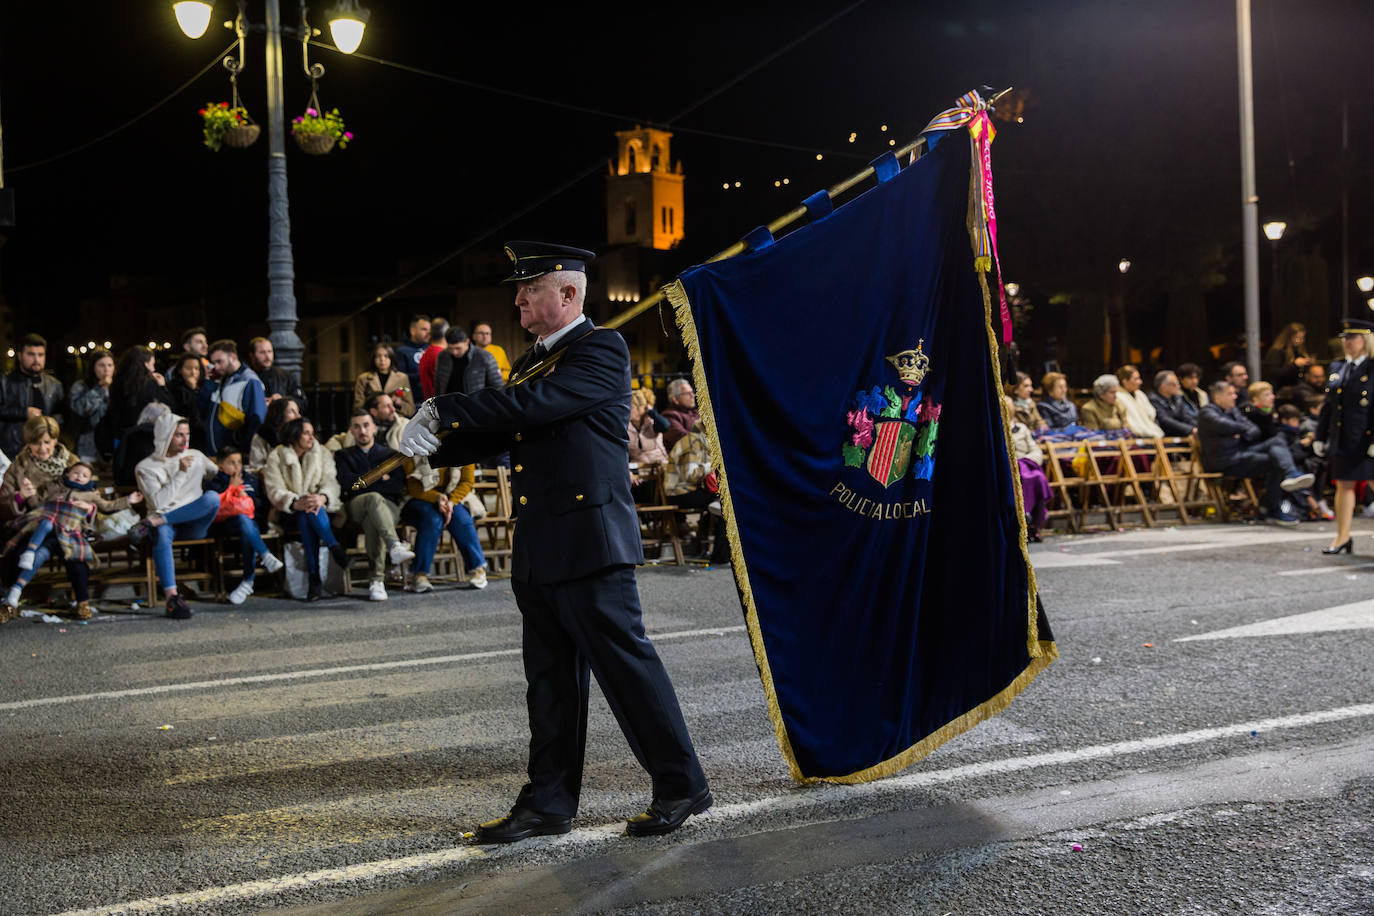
[2,0,1372,377]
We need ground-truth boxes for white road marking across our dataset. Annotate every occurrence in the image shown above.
[0,625,747,713]
[56,701,1374,916]
[1030,529,1334,567]
[1176,601,1374,641]
[1275,562,1374,576]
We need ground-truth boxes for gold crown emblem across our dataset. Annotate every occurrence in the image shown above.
[886,340,930,387]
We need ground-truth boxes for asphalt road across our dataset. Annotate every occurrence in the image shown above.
[2,520,1373,915]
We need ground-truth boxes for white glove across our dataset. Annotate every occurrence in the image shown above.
[398,400,443,457]
[1313,440,1326,457]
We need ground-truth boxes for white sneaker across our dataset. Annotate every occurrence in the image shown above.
[16,549,35,571]
[411,574,434,594]
[469,566,488,590]
[260,553,284,574]
[388,541,416,566]
[368,580,388,601]
[5,585,21,607]
[1362,503,1374,520]
[228,579,254,605]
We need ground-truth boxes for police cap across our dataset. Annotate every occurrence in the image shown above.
[1339,318,1374,336]
[501,241,597,284]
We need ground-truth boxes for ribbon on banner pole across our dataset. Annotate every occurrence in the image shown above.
[920,91,1012,344]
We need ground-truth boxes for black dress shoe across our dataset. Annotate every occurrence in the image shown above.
[625,787,713,837]
[474,807,572,844]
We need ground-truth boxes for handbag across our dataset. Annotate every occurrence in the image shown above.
[282,541,348,598]
[460,490,487,520]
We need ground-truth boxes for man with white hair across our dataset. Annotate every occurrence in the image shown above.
[399,241,711,843]
[660,378,699,449]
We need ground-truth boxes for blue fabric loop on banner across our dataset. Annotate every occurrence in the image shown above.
[803,190,833,221]
[869,151,900,184]
[743,226,775,251]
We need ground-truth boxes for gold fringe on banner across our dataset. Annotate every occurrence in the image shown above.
[660,135,1055,786]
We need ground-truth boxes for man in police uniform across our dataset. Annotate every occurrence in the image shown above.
[398,241,711,841]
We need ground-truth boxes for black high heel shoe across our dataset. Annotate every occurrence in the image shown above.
[1322,539,1353,555]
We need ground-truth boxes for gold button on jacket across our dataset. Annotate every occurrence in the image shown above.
[519,495,527,505]
[513,464,523,472]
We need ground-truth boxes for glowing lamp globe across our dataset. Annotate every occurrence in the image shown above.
[173,1,214,38]
[327,1,370,54]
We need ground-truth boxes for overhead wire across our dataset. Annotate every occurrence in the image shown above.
[6,39,241,174]
[301,0,872,345]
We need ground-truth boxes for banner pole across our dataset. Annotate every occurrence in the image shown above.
[604,134,930,330]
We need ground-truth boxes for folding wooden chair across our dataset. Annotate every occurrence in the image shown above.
[634,465,686,566]
[1149,436,1195,525]
[1041,439,1085,533]
[1112,438,1157,528]
[1075,439,1127,530]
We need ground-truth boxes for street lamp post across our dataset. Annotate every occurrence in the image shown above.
[1263,220,1286,336]
[174,0,367,375]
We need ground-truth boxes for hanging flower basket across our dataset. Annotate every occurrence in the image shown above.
[223,123,261,148]
[291,106,353,156]
[199,102,258,152]
[294,131,336,155]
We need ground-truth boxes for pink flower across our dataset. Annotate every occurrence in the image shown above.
[305,108,318,117]
[847,408,874,448]
[343,132,354,140]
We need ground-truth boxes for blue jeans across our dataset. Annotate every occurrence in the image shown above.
[1223,434,1301,515]
[282,508,338,575]
[25,517,54,553]
[152,491,221,593]
[14,535,52,587]
[401,499,486,576]
[210,513,271,583]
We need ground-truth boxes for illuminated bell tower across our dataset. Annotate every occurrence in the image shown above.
[606,126,685,250]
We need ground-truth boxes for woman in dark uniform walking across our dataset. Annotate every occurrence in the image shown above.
[1316,319,1374,554]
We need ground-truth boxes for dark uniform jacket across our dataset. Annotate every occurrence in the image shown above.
[1197,403,1262,471]
[428,316,644,584]
[1315,357,1374,457]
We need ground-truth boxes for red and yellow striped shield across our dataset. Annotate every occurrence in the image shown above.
[866,420,916,488]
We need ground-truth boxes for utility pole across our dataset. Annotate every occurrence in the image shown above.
[1237,0,1261,382]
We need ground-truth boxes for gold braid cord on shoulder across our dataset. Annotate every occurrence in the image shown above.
[662,152,1055,786]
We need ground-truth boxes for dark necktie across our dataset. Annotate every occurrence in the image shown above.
[533,342,548,361]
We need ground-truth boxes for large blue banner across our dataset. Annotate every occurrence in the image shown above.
[665,120,1056,783]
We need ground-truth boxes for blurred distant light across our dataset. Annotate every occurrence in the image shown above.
[87,341,96,349]
[79,346,88,354]
[880,124,888,132]
[1004,282,1020,298]
[1367,297,1374,311]
[888,139,895,146]
[733,181,741,188]
[148,341,157,349]
[327,0,370,54]
[1262,220,1287,241]
[774,180,781,187]
[173,1,214,39]
[816,154,823,161]
[1358,276,1374,293]
[5,349,12,358]
[1118,259,1132,274]
[848,132,857,143]
[782,178,790,185]
[163,341,173,349]
[103,340,112,348]
[67,346,76,354]
[1016,117,1024,123]
[722,182,729,190]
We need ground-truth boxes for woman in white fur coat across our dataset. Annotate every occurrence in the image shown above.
[263,417,346,601]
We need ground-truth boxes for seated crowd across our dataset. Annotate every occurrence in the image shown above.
[1007,323,1339,541]
[0,321,503,623]
[0,319,728,625]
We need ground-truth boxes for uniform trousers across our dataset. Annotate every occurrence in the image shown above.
[511,565,707,817]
